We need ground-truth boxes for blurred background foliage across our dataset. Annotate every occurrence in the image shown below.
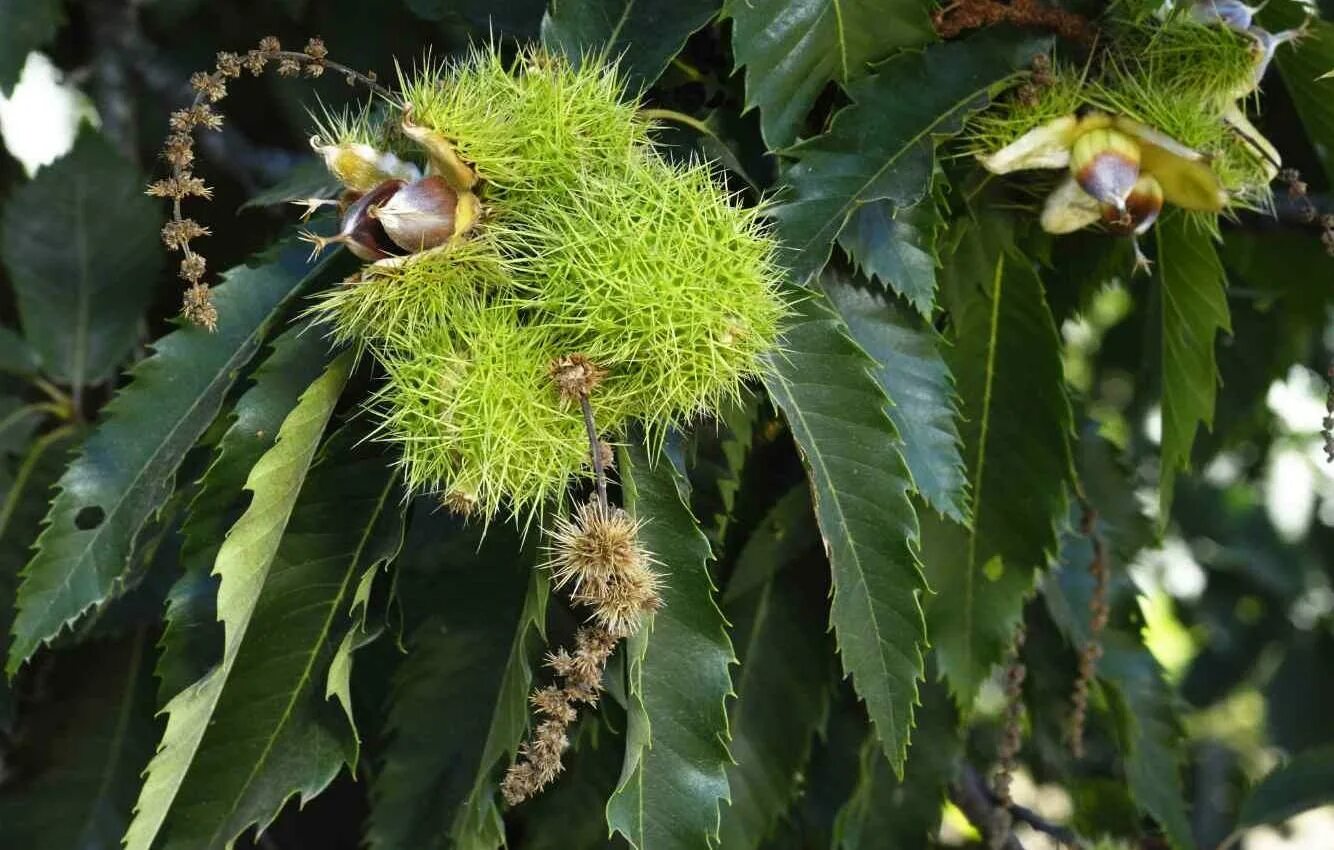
[0,1,1330,849]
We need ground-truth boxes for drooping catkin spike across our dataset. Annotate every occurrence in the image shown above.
[1068,502,1109,758]
[990,624,1027,850]
[147,35,389,331]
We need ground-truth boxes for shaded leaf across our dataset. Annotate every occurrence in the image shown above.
[1101,633,1194,850]
[1156,214,1230,521]
[0,327,40,377]
[542,0,721,88]
[923,227,1073,705]
[832,675,960,850]
[0,428,78,731]
[760,289,925,771]
[124,352,351,850]
[405,0,546,37]
[238,158,339,211]
[1235,744,1334,832]
[0,632,157,849]
[725,0,936,149]
[0,0,62,95]
[153,430,402,850]
[0,130,162,385]
[837,196,943,317]
[608,442,734,849]
[158,321,332,701]
[721,489,830,849]
[366,506,547,850]
[1267,8,1334,181]
[6,243,337,673]
[824,273,968,524]
[770,33,1049,284]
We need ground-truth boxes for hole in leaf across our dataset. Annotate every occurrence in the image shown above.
[74,506,105,530]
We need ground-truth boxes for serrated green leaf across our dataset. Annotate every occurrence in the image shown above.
[1156,214,1230,522]
[837,196,943,317]
[0,428,78,731]
[923,228,1073,706]
[6,244,337,674]
[0,631,157,849]
[158,321,332,701]
[0,130,162,385]
[760,288,925,771]
[155,433,401,850]
[542,0,720,88]
[0,0,62,95]
[720,493,830,850]
[824,273,968,524]
[724,0,936,149]
[832,675,960,850]
[1235,744,1334,833]
[608,442,734,849]
[770,33,1049,284]
[123,351,351,850]
[366,506,546,850]
[1101,633,1194,850]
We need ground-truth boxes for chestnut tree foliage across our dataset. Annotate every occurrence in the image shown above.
[0,1,1333,849]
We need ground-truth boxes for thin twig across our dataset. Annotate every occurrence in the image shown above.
[580,395,608,510]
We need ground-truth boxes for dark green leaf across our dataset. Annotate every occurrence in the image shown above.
[832,676,960,850]
[0,131,162,385]
[1101,633,1194,850]
[824,274,968,524]
[158,321,332,701]
[542,0,720,88]
[0,428,78,731]
[1156,214,1230,521]
[6,243,336,673]
[238,158,339,211]
[367,507,547,850]
[405,0,546,37]
[725,0,936,149]
[0,632,157,849]
[721,490,830,849]
[770,33,1048,284]
[1267,7,1334,181]
[1235,745,1334,832]
[923,227,1073,705]
[837,195,943,317]
[0,327,40,377]
[0,0,62,95]
[153,433,402,850]
[760,289,925,771]
[124,352,352,850]
[608,442,734,849]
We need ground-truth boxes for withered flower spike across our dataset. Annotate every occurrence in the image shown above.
[548,354,606,403]
[182,282,218,332]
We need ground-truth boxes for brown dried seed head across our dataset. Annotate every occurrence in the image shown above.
[190,71,227,102]
[442,488,477,516]
[215,51,242,78]
[162,133,194,169]
[161,218,209,251]
[147,175,212,201]
[304,37,329,61]
[546,501,646,595]
[548,354,606,402]
[277,57,302,77]
[258,36,282,55]
[179,253,206,283]
[182,282,218,332]
[243,49,267,75]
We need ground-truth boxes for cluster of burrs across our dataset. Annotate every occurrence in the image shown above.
[978,0,1309,270]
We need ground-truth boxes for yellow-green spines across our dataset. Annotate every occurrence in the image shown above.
[503,156,785,425]
[304,233,514,349]
[374,301,636,520]
[398,47,650,195]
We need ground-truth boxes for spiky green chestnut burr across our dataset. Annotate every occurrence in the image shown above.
[397,47,650,195]
[504,156,785,426]
[373,300,636,519]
